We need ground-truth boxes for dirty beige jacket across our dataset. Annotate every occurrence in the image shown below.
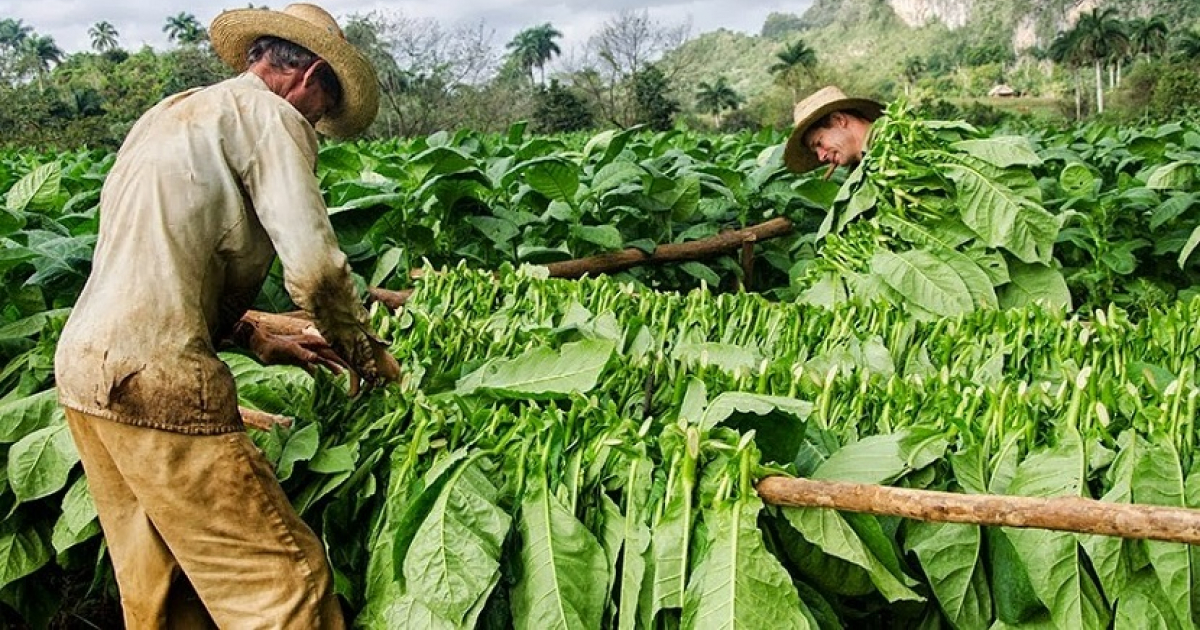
[55,73,374,434]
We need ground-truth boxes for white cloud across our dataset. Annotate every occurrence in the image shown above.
[4,0,814,56]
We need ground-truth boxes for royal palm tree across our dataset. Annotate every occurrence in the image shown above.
[163,12,207,46]
[0,18,33,50]
[1172,29,1200,61]
[1049,29,1084,119]
[1071,7,1128,113]
[902,56,925,96]
[20,34,63,90]
[506,23,563,85]
[89,21,120,53]
[1127,16,1169,60]
[769,39,818,101]
[695,76,742,127]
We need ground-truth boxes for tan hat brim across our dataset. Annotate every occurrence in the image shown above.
[209,9,379,138]
[783,98,883,173]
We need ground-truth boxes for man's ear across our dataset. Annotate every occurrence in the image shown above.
[303,59,328,86]
[829,111,849,127]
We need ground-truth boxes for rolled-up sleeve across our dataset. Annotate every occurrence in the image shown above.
[240,105,379,371]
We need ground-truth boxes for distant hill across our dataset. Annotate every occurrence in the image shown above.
[665,0,1200,123]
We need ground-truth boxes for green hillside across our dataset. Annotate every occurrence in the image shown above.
[666,0,1200,124]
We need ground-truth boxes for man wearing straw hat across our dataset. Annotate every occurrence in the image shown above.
[783,85,884,178]
[54,3,397,627]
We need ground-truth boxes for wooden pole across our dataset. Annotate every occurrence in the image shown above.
[543,217,793,279]
[756,476,1200,545]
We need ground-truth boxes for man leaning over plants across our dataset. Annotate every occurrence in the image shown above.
[783,85,884,178]
[53,3,399,627]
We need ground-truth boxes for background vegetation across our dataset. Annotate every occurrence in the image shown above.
[2,0,1200,151]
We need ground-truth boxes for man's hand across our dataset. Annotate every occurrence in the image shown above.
[246,324,350,376]
[345,339,401,397]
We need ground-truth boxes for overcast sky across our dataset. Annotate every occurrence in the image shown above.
[1,0,815,59]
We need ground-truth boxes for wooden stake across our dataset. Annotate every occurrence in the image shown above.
[756,476,1200,545]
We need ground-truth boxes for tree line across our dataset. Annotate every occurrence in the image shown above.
[2,6,1200,151]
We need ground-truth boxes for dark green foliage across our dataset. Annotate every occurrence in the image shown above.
[532,80,593,133]
[760,12,805,40]
[630,64,678,132]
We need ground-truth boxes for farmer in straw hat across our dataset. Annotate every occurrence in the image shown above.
[784,85,883,178]
[54,3,398,627]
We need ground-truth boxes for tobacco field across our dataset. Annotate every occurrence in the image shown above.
[2,107,1200,628]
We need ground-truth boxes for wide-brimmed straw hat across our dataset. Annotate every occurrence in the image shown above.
[210,3,379,138]
[783,86,883,173]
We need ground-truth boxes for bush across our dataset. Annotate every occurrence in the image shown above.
[532,80,594,133]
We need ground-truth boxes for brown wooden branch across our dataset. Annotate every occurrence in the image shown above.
[543,217,794,279]
[756,476,1200,545]
[239,406,293,431]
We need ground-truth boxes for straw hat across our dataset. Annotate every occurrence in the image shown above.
[783,86,883,173]
[210,3,379,138]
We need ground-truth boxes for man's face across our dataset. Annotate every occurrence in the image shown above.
[287,61,337,126]
[803,113,864,168]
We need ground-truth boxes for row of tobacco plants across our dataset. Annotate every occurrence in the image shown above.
[3,265,1200,628]
[1,111,1200,626]
[2,109,1200,324]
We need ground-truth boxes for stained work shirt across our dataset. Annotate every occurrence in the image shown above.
[55,73,373,434]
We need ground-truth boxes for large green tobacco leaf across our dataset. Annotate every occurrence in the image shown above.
[1177,225,1200,268]
[1079,432,1137,602]
[511,480,608,630]
[1132,440,1192,626]
[50,475,99,554]
[0,389,62,443]
[944,162,1059,264]
[682,499,808,630]
[0,519,49,591]
[404,461,511,625]
[1003,429,1110,630]
[783,506,922,604]
[20,231,97,287]
[1145,161,1196,190]
[8,424,78,504]
[951,136,1042,169]
[373,594,458,630]
[1113,569,1185,630]
[997,262,1072,310]
[5,162,61,213]
[870,249,973,317]
[455,339,615,398]
[525,160,581,204]
[906,520,992,629]
[812,430,947,485]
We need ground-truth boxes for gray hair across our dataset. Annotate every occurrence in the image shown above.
[247,36,343,107]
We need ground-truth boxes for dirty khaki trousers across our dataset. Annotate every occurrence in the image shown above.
[65,409,345,629]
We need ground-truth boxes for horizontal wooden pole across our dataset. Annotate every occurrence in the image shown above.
[756,475,1200,545]
[544,217,794,279]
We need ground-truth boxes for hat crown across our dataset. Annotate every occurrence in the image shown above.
[281,3,345,40]
[792,86,851,126]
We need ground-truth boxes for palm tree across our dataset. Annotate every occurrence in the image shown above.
[506,23,563,85]
[902,56,925,96]
[1127,16,1169,61]
[1172,29,1200,61]
[163,12,206,46]
[0,18,32,50]
[769,39,818,101]
[1071,7,1128,114]
[89,21,120,53]
[20,34,62,89]
[1049,29,1084,119]
[695,76,742,127]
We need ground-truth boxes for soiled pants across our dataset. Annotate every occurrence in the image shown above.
[65,409,345,629]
